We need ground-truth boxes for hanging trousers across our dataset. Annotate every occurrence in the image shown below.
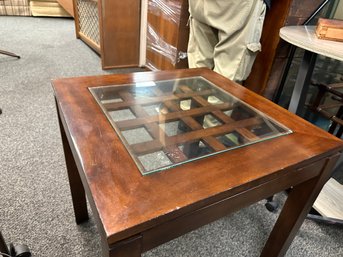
[187,0,266,82]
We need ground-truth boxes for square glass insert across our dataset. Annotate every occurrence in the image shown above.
[89,76,292,175]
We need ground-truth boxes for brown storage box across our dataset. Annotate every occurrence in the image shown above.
[316,18,343,42]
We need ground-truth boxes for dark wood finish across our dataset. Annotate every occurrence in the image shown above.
[57,100,89,224]
[57,0,74,17]
[115,103,232,129]
[73,0,140,69]
[146,0,189,70]
[141,156,328,251]
[116,89,188,164]
[73,0,189,70]
[105,235,142,257]
[103,89,214,110]
[98,0,140,69]
[245,0,327,98]
[53,68,343,257]
[261,154,339,257]
[131,117,261,155]
[97,81,264,158]
[244,0,293,95]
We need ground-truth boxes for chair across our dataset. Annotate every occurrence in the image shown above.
[309,81,343,137]
[0,231,31,257]
[265,80,343,213]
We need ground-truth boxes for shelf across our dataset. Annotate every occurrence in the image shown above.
[313,178,343,220]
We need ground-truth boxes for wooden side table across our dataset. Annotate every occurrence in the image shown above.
[53,68,343,257]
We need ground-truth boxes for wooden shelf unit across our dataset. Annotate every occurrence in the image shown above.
[73,0,141,69]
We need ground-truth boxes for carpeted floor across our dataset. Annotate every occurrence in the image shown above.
[0,16,342,257]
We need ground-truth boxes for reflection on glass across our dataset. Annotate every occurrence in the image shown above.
[89,76,292,175]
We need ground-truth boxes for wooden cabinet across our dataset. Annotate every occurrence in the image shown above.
[73,0,141,69]
[73,0,189,70]
[145,0,189,70]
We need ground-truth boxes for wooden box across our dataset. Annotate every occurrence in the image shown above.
[145,0,189,70]
[316,18,343,42]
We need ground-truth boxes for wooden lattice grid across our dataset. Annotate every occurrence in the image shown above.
[90,79,290,174]
[76,0,100,46]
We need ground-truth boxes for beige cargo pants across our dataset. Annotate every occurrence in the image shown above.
[187,0,266,83]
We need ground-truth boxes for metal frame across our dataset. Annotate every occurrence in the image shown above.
[273,0,332,104]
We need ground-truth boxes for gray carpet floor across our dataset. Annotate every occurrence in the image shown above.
[0,16,342,257]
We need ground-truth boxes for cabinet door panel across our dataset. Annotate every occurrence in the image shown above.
[99,0,141,68]
[146,0,189,70]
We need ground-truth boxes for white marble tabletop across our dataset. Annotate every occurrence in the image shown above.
[279,26,343,62]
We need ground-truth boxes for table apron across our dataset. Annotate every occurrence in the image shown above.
[139,157,327,252]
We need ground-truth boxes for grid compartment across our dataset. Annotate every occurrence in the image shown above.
[90,77,292,175]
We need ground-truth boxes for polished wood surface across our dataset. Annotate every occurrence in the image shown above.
[53,68,343,257]
[73,0,189,70]
[73,0,140,69]
[57,100,89,224]
[99,0,140,69]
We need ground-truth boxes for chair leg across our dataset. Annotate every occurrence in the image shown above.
[265,196,279,212]
[0,50,20,59]
[335,126,343,138]
[0,231,10,255]
[328,106,343,134]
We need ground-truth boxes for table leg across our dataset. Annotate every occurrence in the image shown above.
[102,235,142,257]
[260,154,340,257]
[288,50,317,115]
[57,108,89,224]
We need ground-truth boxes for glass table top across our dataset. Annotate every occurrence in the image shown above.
[89,76,292,175]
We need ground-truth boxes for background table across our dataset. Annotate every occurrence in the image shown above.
[279,25,343,115]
